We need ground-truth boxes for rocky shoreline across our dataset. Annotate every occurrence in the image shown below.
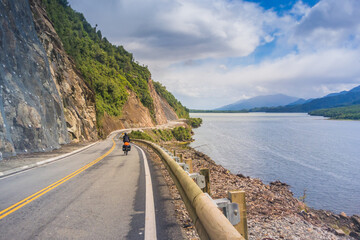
[142,141,359,240]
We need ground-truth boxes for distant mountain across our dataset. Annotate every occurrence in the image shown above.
[287,98,313,106]
[349,85,360,93]
[217,94,300,111]
[251,85,360,112]
[324,91,347,98]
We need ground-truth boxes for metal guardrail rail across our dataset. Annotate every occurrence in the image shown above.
[135,139,245,240]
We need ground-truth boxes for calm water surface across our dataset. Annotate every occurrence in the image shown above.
[190,112,360,215]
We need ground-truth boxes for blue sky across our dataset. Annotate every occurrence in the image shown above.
[246,0,319,12]
[68,0,360,109]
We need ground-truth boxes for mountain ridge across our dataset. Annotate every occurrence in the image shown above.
[250,85,360,113]
[217,94,300,111]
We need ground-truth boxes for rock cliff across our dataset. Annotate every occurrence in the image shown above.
[0,0,69,157]
[100,80,179,137]
[29,0,97,143]
[148,79,178,124]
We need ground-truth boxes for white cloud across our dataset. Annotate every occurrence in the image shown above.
[162,48,360,109]
[292,0,360,50]
[69,0,282,65]
[290,0,312,17]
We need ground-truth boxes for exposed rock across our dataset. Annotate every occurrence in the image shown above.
[352,215,360,232]
[111,79,178,135]
[0,0,69,157]
[350,231,360,240]
[148,79,168,125]
[158,94,179,121]
[99,113,125,138]
[15,102,41,129]
[270,180,290,187]
[334,229,346,236]
[29,0,97,142]
[98,85,169,137]
[236,173,248,178]
[121,90,155,129]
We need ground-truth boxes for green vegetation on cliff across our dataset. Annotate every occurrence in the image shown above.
[309,105,360,120]
[42,0,188,122]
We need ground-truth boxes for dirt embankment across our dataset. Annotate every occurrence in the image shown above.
[142,141,359,240]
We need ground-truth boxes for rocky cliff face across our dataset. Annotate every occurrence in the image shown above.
[0,0,69,157]
[148,79,178,124]
[100,81,179,137]
[28,0,177,139]
[29,0,97,143]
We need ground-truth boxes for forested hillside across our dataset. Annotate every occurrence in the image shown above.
[309,105,360,120]
[42,0,188,124]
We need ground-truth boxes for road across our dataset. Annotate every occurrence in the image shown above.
[0,133,182,239]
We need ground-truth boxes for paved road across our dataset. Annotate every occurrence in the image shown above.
[0,133,183,239]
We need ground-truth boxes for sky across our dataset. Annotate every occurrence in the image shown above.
[67,0,360,109]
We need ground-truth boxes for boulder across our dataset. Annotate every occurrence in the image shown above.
[340,212,348,219]
[350,231,360,240]
[334,228,346,236]
[352,215,360,232]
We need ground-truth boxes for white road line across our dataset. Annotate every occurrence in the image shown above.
[134,145,157,240]
[0,168,34,180]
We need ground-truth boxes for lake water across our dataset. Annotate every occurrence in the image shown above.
[190,112,360,215]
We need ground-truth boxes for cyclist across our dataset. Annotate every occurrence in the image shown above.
[123,133,130,143]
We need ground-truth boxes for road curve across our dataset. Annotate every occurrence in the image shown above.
[0,133,182,239]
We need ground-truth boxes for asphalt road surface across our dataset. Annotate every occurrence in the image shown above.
[0,133,183,239]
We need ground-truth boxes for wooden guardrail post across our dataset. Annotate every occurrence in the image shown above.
[173,149,176,156]
[185,159,193,173]
[199,168,211,195]
[180,154,183,163]
[228,190,248,240]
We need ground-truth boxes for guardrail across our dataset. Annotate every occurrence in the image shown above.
[134,139,246,240]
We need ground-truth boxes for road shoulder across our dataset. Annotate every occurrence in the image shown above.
[135,143,185,240]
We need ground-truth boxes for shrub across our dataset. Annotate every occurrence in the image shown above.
[152,129,174,141]
[128,130,153,141]
[171,127,192,141]
[187,118,202,128]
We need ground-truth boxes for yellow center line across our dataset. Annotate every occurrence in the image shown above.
[0,138,117,220]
